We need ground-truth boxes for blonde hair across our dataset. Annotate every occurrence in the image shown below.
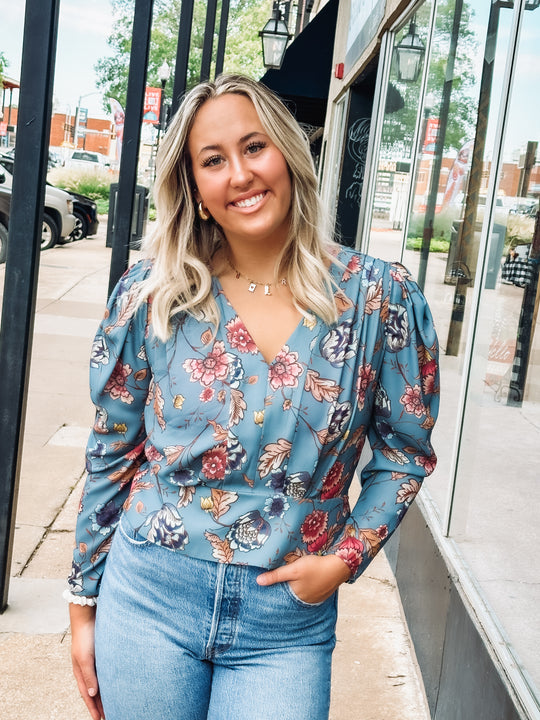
[139,73,339,340]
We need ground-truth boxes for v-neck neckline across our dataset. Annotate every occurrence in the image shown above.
[213,276,311,366]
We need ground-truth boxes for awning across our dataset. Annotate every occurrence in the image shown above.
[1,75,21,91]
[260,0,339,127]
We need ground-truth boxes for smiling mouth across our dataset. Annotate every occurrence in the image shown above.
[232,192,266,208]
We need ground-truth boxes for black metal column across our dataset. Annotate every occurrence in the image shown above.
[171,0,195,115]
[215,0,231,77]
[108,0,154,297]
[200,0,219,82]
[0,0,60,612]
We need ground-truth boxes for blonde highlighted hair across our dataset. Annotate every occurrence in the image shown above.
[139,73,340,340]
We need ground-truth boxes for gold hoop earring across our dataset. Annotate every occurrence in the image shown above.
[198,202,210,221]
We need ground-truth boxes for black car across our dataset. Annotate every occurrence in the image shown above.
[68,190,99,241]
[0,183,11,263]
[0,153,99,242]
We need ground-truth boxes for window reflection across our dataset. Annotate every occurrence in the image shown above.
[365,1,432,262]
[444,0,540,697]
[361,0,540,703]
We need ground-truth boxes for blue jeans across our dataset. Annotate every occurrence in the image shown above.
[95,515,338,720]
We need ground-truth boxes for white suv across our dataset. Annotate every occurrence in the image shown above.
[66,150,110,170]
[0,160,76,249]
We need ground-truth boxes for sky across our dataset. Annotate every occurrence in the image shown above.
[2,0,114,120]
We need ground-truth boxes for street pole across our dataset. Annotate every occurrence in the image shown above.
[108,0,154,297]
[171,0,194,114]
[215,0,231,77]
[201,0,218,81]
[0,0,60,612]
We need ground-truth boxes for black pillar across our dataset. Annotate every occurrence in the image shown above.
[171,0,195,115]
[215,0,231,77]
[200,0,218,82]
[108,0,154,298]
[0,0,60,612]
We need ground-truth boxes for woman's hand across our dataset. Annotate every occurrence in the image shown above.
[256,554,351,604]
[69,603,105,720]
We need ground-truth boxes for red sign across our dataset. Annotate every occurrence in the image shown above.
[0,122,7,136]
[423,117,439,154]
[143,87,162,124]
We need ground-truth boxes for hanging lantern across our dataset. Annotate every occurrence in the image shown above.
[259,4,292,69]
[394,20,425,83]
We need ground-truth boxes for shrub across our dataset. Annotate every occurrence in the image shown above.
[48,167,117,210]
[406,236,450,253]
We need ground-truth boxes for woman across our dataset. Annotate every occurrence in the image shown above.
[66,74,439,720]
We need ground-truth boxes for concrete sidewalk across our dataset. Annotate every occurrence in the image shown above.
[0,226,430,719]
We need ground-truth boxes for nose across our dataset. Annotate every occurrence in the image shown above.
[229,155,253,188]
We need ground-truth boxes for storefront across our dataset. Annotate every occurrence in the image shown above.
[319,0,540,716]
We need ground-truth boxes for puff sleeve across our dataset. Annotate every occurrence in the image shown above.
[67,261,152,598]
[330,262,440,580]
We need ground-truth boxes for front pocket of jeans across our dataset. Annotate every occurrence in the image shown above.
[281,581,327,609]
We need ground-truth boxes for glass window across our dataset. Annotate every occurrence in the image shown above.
[447,0,540,697]
[358,0,540,706]
[363,0,433,262]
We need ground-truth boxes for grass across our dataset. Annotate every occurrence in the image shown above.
[406,236,450,253]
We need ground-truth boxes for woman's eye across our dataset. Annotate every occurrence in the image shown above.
[246,141,266,155]
[201,154,222,168]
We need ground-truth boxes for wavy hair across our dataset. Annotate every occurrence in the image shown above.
[139,74,339,340]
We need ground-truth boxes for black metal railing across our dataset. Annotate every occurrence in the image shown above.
[0,0,232,612]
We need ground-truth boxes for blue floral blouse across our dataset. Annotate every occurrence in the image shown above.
[68,247,439,598]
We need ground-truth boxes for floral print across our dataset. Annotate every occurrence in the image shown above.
[400,385,427,417]
[268,347,303,390]
[226,316,258,354]
[183,341,232,386]
[301,510,329,552]
[144,503,189,550]
[319,320,357,367]
[103,361,135,404]
[69,249,440,598]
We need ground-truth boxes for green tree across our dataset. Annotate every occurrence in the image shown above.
[381,0,478,158]
[96,0,272,112]
[0,51,8,86]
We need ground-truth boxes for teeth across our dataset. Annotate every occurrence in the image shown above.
[234,193,265,208]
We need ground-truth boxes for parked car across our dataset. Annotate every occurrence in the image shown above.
[0,191,8,263]
[0,163,76,256]
[65,150,110,170]
[69,190,99,241]
[0,153,99,241]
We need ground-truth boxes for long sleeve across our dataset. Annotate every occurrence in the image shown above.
[329,262,440,580]
[67,261,152,598]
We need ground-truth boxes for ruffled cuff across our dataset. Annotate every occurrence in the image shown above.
[62,589,98,606]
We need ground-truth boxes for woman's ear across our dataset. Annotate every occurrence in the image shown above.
[193,186,201,203]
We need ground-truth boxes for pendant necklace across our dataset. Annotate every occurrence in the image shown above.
[226,256,287,296]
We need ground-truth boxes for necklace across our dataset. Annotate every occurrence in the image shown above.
[226,256,287,296]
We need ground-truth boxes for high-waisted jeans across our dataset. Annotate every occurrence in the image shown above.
[95,514,338,720]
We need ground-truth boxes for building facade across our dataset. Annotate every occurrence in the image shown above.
[315,0,540,717]
[1,104,114,158]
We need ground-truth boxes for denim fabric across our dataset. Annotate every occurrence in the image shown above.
[95,515,338,720]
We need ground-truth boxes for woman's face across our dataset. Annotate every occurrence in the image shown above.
[188,93,292,251]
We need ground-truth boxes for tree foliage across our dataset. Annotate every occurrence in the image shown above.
[95,0,272,113]
[0,51,8,86]
[381,0,479,158]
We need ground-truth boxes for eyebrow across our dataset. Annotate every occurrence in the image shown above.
[197,131,266,157]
